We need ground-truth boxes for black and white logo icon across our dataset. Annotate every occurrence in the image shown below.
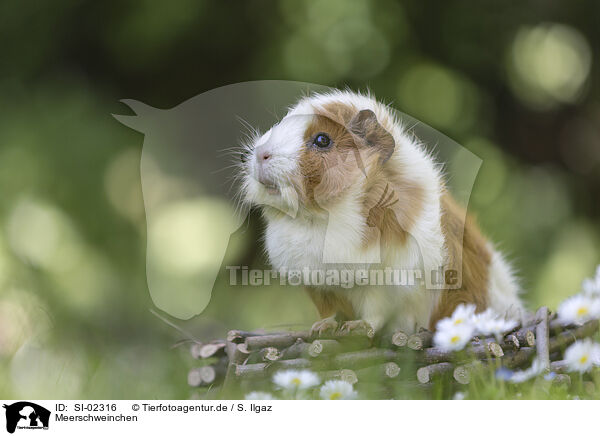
[3,402,50,434]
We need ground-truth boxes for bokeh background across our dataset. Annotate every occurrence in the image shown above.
[1,0,599,399]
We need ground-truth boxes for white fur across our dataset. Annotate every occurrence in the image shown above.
[242,90,522,333]
[486,245,524,321]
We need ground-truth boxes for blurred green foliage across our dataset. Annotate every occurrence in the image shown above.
[0,0,599,399]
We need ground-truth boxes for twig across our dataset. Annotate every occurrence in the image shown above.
[319,369,358,385]
[381,330,409,348]
[512,326,536,347]
[549,320,600,352]
[308,340,342,358]
[319,328,375,341]
[190,342,204,359]
[502,334,520,351]
[226,342,251,365]
[470,338,504,358]
[421,340,503,364]
[535,306,550,371]
[227,330,266,344]
[408,330,433,350]
[502,346,536,368]
[355,362,401,381]
[188,361,227,387]
[234,358,314,380]
[245,332,311,351]
[549,360,568,374]
[259,347,282,362]
[417,362,453,384]
[279,339,310,360]
[198,342,227,359]
[331,348,400,369]
[190,313,600,393]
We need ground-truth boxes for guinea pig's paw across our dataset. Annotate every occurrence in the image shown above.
[339,320,375,338]
[310,317,339,337]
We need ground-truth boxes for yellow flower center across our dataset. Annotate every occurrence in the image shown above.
[577,307,589,317]
[580,355,588,365]
[291,378,301,386]
[451,335,461,344]
[454,319,463,325]
[330,392,342,400]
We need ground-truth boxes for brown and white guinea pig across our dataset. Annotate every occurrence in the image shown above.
[240,90,524,335]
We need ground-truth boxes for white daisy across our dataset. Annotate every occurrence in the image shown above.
[272,370,320,391]
[245,391,275,400]
[564,339,600,373]
[466,307,517,340]
[319,380,357,400]
[470,308,496,330]
[438,304,477,329]
[582,265,600,296]
[476,316,518,339]
[557,294,600,326]
[433,322,475,352]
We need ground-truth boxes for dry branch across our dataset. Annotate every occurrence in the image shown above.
[379,330,409,348]
[234,362,267,380]
[279,339,310,360]
[417,362,454,384]
[453,362,475,385]
[502,346,536,368]
[512,326,536,347]
[471,338,504,358]
[502,334,520,351]
[245,332,311,351]
[190,342,204,359]
[391,331,409,347]
[197,342,226,359]
[331,348,400,369]
[320,369,359,385]
[355,362,401,381]
[188,368,204,387]
[549,320,599,351]
[549,360,569,374]
[189,311,600,394]
[260,347,282,362]
[309,339,342,358]
[227,330,265,344]
[408,330,433,350]
[226,342,251,365]
[188,362,226,387]
[233,358,314,380]
[535,306,551,371]
[421,340,503,364]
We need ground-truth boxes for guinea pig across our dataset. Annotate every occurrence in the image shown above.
[240,90,524,335]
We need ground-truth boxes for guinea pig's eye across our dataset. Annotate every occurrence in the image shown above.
[313,133,331,149]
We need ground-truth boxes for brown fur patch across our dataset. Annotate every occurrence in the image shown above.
[305,287,356,321]
[428,193,491,330]
[362,176,425,249]
[299,112,360,205]
[299,102,392,208]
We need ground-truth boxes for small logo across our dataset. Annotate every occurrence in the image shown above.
[2,402,50,434]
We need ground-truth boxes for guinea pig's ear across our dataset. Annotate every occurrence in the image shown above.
[348,109,395,163]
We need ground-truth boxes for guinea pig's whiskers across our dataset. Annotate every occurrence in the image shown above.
[236,115,261,139]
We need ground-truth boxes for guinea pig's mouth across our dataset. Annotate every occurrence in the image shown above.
[260,182,280,195]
